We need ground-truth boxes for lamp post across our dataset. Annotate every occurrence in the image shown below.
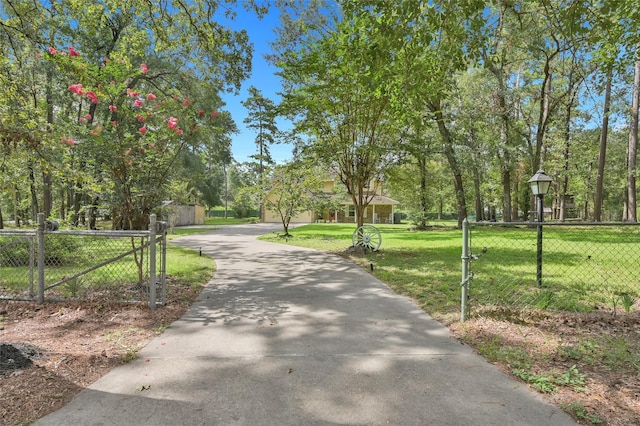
[528,169,553,287]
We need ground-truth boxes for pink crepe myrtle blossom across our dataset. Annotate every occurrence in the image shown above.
[68,46,81,57]
[85,113,92,120]
[108,105,117,112]
[140,63,148,74]
[133,99,143,107]
[139,127,148,135]
[146,93,156,101]
[48,47,57,55]
[176,128,183,135]
[211,111,219,119]
[167,117,178,130]
[68,84,84,95]
[111,120,117,127]
[86,90,99,104]
[182,99,190,107]
[61,138,75,146]
[198,109,205,116]
[136,114,146,122]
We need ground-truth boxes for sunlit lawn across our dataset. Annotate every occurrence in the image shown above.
[204,217,259,226]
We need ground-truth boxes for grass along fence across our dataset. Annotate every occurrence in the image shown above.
[466,221,640,319]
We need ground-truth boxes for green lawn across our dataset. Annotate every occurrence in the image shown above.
[204,216,260,226]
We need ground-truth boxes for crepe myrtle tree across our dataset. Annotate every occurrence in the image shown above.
[263,161,324,236]
[47,47,222,231]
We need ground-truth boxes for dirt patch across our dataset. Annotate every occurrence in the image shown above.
[446,310,640,426]
[1,343,34,373]
[0,277,199,425]
[1,291,639,425]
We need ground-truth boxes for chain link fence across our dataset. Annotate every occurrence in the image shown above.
[461,221,640,320]
[0,231,37,299]
[0,214,166,309]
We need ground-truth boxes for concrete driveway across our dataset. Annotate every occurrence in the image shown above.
[36,223,576,425]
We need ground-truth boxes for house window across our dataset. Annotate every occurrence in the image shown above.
[347,205,355,217]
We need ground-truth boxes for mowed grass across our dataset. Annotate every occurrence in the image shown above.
[260,222,640,319]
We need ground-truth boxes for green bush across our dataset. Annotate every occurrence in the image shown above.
[0,237,33,266]
[44,235,83,266]
[0,235,82,267]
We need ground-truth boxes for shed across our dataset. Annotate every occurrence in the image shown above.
[164,203,205,226]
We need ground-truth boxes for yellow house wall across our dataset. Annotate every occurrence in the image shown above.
[262,192,314,223]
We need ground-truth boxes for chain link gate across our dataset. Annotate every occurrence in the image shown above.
[0,214,167,309]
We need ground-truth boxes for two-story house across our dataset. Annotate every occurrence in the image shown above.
[262,177,399,224]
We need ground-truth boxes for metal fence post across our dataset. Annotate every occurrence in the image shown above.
[461,218,470,322]
[149,214,157,310]
[29,236,35,298]
[161,229,167,304]
[37,213,45,303]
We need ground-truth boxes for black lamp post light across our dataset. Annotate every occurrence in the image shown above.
[528,169,553,287]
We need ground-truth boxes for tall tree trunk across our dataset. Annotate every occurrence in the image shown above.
[529,57,556,216]
[560,98,575,222]
[472,153,484,221]
[559,63,582,222]
[224,164,229,219]
[28,163,38,222]
[494,75,512,222]
[0,202,3,229]
[42,173,52,218]
[43,69,54,218]
[502,169,511,222]
[59,186,66,221]
[429,100,467,227]
[511,179,519,221]
[88,196,99,229]
[417,155,428,228]
[14,187,20,228]
[626,60,640,222]
[594,69,613,222]
[72,189,82,227]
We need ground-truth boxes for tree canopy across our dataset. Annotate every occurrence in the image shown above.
[0,0,262,229]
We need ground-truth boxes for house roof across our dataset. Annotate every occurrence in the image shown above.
[338,195,399,205]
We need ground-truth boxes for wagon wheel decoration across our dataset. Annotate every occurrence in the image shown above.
[352,225,382,251]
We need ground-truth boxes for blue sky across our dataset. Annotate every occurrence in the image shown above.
[222,6,294,164]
